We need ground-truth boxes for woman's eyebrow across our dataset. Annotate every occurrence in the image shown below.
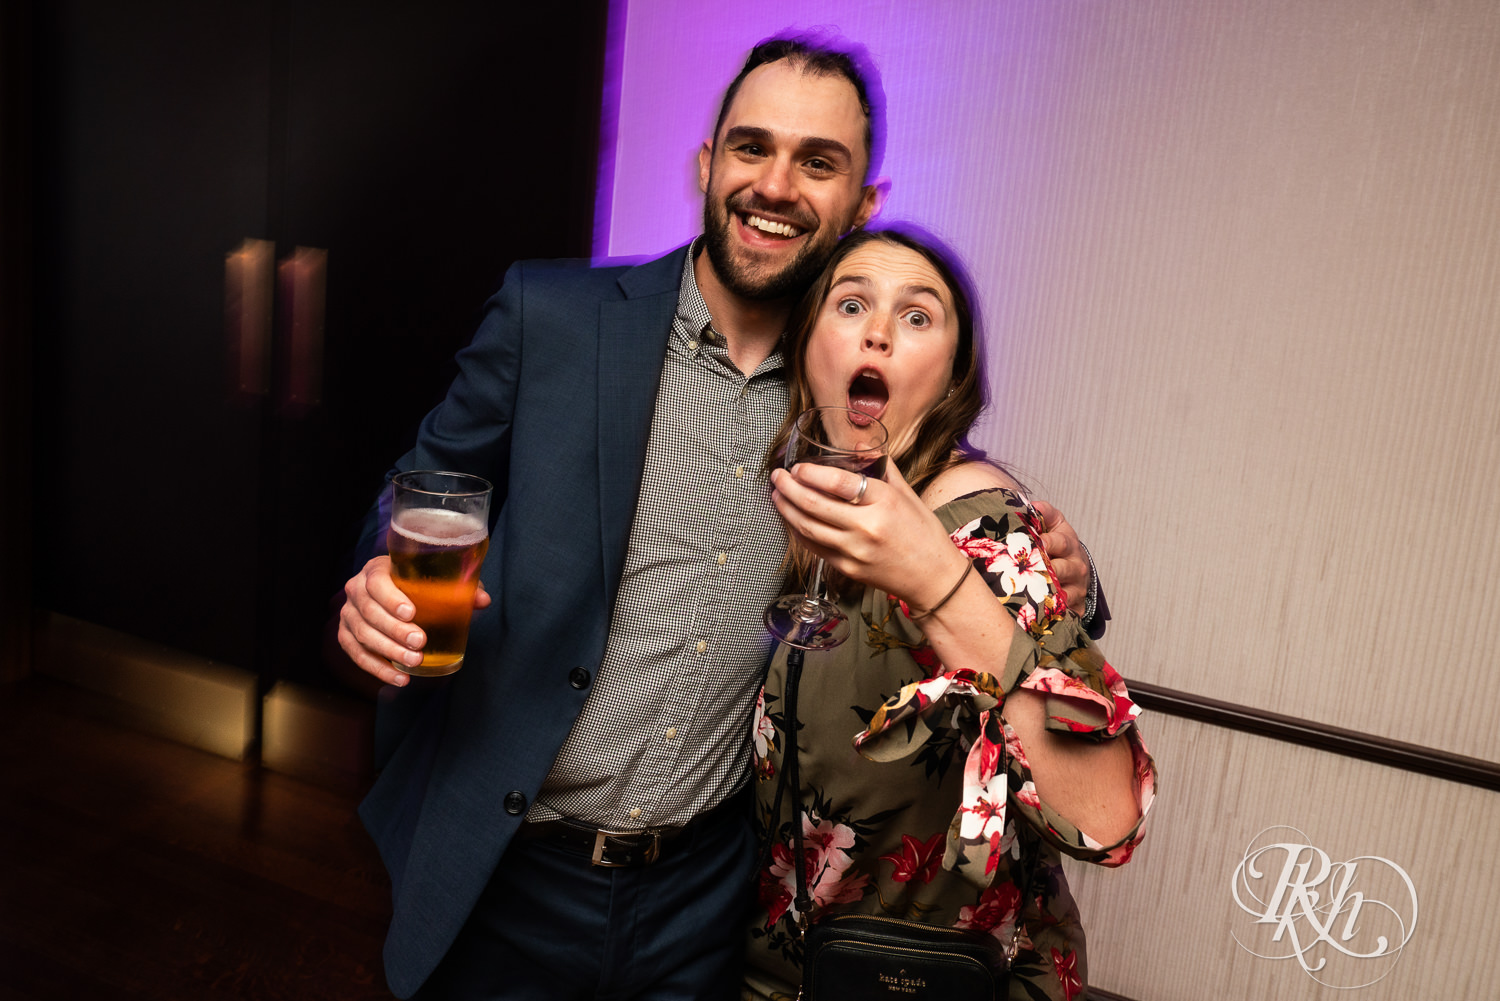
[831,273,946,304]
[901,284,946,302]
[829,273,872,292]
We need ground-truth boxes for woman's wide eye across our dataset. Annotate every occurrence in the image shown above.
[837,298,863,316]
[904,309,930,328]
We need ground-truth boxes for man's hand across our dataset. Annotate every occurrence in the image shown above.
[1032,500,1091,614]
[336,555,491,688]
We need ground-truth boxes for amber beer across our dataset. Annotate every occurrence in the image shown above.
[387,471,492,676]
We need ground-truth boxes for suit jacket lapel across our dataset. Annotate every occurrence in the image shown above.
[596,248,689,595]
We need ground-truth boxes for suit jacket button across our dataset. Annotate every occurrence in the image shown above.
[569,667,591,690]
[504,791,527,815]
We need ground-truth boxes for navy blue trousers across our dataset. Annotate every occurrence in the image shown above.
[412,807,757,1001]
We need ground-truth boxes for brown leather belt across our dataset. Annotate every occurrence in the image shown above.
[516,793,744,867]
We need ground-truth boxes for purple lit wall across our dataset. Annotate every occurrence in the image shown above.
[593,2,1064,270]
[591,0,1088,434]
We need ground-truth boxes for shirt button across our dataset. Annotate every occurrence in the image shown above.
[629,807,643,820]
[695,640,707,654]
[687,339,699,350]
[665,727,678,740]
[716,552,727,565]
[503,791,527,815]
[735,466,745,478]
[569,667,591,690]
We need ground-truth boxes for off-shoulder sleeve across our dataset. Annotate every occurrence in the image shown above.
[852,488,1157,882]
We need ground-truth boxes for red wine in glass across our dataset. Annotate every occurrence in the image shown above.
[764,407,890,651]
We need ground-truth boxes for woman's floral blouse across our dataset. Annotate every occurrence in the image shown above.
[742,488,1157,1001]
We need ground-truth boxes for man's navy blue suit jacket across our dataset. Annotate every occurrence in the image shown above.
[357,246,691,998]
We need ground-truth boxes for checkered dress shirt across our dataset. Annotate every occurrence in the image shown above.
[529,243,791,828]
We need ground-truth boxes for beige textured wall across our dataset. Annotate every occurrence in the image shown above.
[961,6,1500,994]
[969,0,1500,763]
[1068,714,1499,999]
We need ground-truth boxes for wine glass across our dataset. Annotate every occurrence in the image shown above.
[764,406,890,650]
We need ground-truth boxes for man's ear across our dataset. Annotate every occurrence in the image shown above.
[852,176,891,230]
[697,140,713,195]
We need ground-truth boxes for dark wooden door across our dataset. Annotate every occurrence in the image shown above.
[27,0,608,689]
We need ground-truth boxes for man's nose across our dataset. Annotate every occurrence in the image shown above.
[753,156,796,204]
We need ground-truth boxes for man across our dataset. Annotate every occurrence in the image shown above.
[338,32,1099,1001]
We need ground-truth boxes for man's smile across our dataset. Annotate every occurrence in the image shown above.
[743,213,805,239]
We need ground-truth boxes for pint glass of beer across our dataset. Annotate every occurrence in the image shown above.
[387,470,492,676]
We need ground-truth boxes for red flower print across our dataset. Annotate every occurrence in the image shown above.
[763,814,871,928]
[1101,662,1141,732]
[1100,662,1126,690]
[1003,723,1030,769]
[955,883,1021,937]
[879,832,945,884]
[1015,781,1042,812]
[1052,947,1083,1001]
[985,829,1004,876]
[759,842,797,928]
[911,643,942,677]
[954,533,1006,566]
[974,732,1001,776]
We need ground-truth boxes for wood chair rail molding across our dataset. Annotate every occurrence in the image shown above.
[1129,681,1500,793]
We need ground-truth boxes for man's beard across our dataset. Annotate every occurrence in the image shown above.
[701,194,848,302]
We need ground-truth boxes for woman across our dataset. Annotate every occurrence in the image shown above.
[744,228,1156,1001]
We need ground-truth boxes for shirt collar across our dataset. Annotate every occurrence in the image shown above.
[674,237,717,346]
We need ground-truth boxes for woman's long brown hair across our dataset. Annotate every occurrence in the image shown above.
[766,226,995,591]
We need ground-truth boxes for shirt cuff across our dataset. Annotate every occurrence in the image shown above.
[1079,540,1099,627]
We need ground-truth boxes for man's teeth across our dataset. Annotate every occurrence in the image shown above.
[746,215,803,238]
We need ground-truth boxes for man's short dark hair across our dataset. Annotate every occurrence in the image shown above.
[711,29,886,181]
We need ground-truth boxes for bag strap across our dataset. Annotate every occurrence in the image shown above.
[784,649,813,928]
[753,647,812,932]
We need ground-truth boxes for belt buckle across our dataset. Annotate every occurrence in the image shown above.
[590,828,662,867]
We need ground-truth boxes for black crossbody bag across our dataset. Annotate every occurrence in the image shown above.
[759,649,1023,1001]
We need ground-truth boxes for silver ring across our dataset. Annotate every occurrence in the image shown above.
[851,474,869,505]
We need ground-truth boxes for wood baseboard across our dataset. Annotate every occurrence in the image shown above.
[35,611,259,761]
[262,680,374,794]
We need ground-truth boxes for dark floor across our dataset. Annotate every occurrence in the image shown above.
[0,676,393,1000]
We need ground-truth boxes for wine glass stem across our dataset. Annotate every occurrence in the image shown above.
[809,559,828,601]
[788,559,832,627]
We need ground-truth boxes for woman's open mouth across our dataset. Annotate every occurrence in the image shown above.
[847,369,888,425]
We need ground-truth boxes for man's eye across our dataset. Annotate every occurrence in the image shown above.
[737,144,765,157]
[806,158,831,172]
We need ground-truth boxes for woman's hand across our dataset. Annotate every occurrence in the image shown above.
[769,460,971,611]
[772,458,1021,677]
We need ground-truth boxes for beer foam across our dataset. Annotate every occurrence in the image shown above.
[392,508,488,547]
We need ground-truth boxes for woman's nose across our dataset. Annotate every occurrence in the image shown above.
[863,318,891,353]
